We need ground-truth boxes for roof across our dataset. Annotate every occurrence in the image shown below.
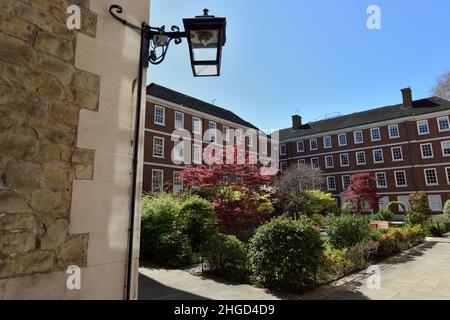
[279,96,450,141]
[147,83,258,130]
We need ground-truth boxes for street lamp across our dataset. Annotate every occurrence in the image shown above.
[109,5,226,76]
[108,5,226,300]
[183,9,226,77]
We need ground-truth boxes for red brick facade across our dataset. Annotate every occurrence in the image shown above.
[279,113,450,211]
[143,97,260,194]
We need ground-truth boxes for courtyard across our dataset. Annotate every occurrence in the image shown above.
[138,233,450,300]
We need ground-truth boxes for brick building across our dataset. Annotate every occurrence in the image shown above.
[279,88,450,212]
[143,83,260,194]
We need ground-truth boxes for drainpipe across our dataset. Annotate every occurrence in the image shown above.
[125,23,149,300]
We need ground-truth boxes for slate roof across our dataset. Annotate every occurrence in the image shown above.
[279,97,450,141]
[147,83,258,130]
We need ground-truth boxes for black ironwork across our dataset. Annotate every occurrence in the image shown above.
[109,5,186,66]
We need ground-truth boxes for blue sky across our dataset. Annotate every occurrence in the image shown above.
[147,0,450,131]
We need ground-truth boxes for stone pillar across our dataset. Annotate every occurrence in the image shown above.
[0,0,149,299]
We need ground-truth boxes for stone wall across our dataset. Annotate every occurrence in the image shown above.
[0,0,98,280]
[0,0,148,299]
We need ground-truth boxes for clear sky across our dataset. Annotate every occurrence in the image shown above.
[147,0,450,132]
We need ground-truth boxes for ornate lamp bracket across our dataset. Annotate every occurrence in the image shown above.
[109,5,186,67]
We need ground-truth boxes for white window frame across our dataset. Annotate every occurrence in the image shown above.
[391,146,403,161]
[353,130,363,144]
[174,111,184,129]
[388,124,400,139]
[394,170,407,187]
[154,106,165,126]
[297,159,305,168]
[338,133,347,146]
[340,153,349,167]
[428,195,443,212]
[370,128,381,142]
[192,116,202,134]
[151,169,164,193]
[342,175,351,190]
[192,144,202,164]
[173,142,184,162]
[356,151,366,165]
[173,171,183,194]
[416,120,429,135]
[441,141,450,157]
[437,116,450,132]
[280,144,287,155]
[297,140,305,153]
[208,121,217,142]
[222,126,230,142]
[153,136,164,158]
[379,196,389,210]
[446,167,450,185]
[280,161,288,172]
[327,176,336,191]
[420,143,434,159]
[323,136,332,149]
[372,149,384,164]
[311,157,319,169]
[424,168,439,186]
[325,155,334,168]
[310,138,318,151]
[375,172,387,188]
[397,196,410,212]
[246,134,253,148]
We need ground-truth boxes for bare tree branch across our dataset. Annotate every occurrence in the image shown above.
[432,70,450,100]
[275,164,323,194]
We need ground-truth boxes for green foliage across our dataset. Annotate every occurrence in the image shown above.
[341,202,355,215]
[425,223,445,237]
[202,233,248,282]
[178,196,216,251]
[375,225,425,258]
[140,194,181,258]
[310,213,326,228]
[326,214,370,249]
[248,216,324,290]
[153,232,197,268]
[386,201,405,213]
[286,190,337,217]
[406,193,432,225]
[140,194,201,268]
[372,209,394,221]
[444,200,450,216]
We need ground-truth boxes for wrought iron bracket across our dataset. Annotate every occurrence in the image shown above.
[109,5,186,67]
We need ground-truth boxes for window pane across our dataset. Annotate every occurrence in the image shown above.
[194,65,218,76]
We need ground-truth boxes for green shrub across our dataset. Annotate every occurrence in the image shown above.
[202,233,248,282]
[140,194,181,257]
[386,201,405,213]
[310,213,326,228]
[319,248,353,281]
[406,193,432,225]
[248,216,324,290]
[326,214,369,249]
[178,196,216,251]
[372,209,394,221]
[444,200,450,216]
[286,190,337,217]
[341,202,355,215]
[153,231,197,268]
[425,223,445,237]
[375,225,425,258]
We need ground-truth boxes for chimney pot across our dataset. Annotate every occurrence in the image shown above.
[401,87,413,109]
[292,115,302,130]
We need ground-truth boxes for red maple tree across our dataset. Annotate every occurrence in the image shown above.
[179,143,278,239]
[344,173,380,213]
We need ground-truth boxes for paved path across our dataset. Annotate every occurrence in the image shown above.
[138,234,450,300]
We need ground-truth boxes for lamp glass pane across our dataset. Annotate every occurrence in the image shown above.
[194,64,218,76]
[192,47,218,61]
[190,29,219,61]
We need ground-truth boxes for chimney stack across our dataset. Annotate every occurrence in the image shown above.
[401,87,413,109]
[292,115,302,130]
